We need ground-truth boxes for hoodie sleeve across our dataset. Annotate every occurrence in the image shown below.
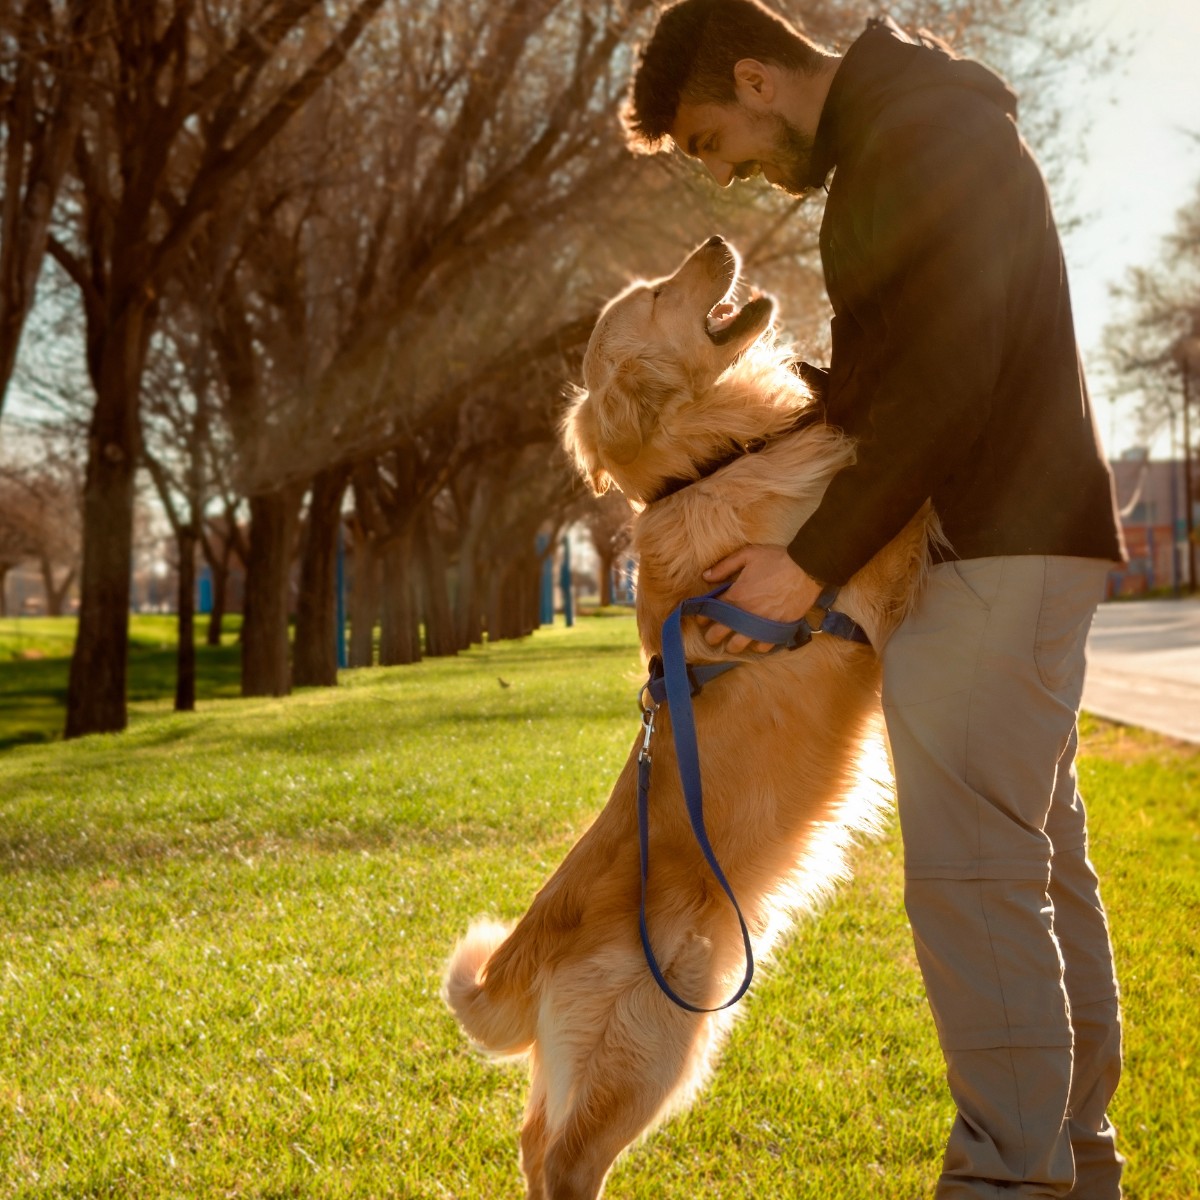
[787,115,1022,584]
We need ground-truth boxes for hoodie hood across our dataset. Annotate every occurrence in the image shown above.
[807,16,1019,190]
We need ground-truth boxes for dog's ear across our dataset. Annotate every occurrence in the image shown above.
[561,385,613,494]
[562,358,686,494]
[593,356,683,465]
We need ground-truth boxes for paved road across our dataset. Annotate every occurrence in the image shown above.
[1083,596,1200,744]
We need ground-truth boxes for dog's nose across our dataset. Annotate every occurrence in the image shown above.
[705,235,725,248]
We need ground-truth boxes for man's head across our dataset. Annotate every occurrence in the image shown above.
[624,0,836,196]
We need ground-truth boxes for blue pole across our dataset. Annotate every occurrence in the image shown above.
[335,523,347,669]
[560,535,574,627]
[1172,458,1181,594]
[537,533,553,626]
[198,564,213,615]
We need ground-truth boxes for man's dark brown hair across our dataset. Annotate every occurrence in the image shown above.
[624,0,826,152]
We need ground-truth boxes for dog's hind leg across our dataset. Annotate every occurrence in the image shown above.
[521,1048,550,1200]
[539,1009,706,1200]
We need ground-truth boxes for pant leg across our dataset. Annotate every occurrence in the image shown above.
[1045,730,1124,1199]
[881,555,1120,1198]
[1033,557,1124,1196]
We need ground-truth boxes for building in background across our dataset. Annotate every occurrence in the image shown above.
[1109,451,1197,595]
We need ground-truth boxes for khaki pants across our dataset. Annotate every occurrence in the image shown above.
[882,556,1122,1198]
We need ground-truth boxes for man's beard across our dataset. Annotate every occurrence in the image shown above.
[766,112,816,195]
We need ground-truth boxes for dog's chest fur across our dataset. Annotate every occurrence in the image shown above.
[631,426,855,659]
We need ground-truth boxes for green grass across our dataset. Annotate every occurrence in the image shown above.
[0,616,243,749]
[0,614,1196,1198]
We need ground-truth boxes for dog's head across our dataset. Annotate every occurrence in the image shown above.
[563,236,775,499]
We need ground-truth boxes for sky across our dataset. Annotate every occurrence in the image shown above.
[1060,0,1200,457]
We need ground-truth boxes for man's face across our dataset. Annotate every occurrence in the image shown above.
[670,99,817,196]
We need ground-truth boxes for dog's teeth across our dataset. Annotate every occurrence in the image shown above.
[706,302,738,334]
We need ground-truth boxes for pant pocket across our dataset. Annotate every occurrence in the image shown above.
[883,561,998,707]
[1034,557,1109,694]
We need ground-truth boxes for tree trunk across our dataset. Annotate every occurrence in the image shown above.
[0,566,8,617]
[453,538,487,650]
[65,448,136,737]
[454,478,492,649]
[379,529,420,665]
[206,555,229,646]
[485,552,538,643]
[348,525,380,668]
[485,562,503,645]
[526,548,542,635]
[64,311,146,739]
[597,549,615,607]
[418,510,456,658]
[293,467,349,687]
[175,526,197,712]
[39,556,75,617]
[241,486,302,697]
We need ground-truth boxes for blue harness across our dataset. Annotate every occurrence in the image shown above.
[636,583,870,1013]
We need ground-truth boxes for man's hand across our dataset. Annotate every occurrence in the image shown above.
[700,544,824,654]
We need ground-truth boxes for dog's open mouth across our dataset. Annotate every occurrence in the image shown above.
[704,294,774,345]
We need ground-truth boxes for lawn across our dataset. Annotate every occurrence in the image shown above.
[0,614,1196,1198]
[0,615,244,750]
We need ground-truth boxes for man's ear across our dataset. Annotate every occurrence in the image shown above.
[732,58,775,108]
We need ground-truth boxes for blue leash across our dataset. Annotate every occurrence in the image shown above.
[637,583,870,1013]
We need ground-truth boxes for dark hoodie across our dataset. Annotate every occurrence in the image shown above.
[786,18,1124,585]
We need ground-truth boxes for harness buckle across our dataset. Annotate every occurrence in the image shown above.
[784,620,814,650]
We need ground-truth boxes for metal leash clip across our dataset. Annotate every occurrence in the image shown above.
[637,695,657,763]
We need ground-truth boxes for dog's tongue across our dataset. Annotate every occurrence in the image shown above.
[706,302,737,334]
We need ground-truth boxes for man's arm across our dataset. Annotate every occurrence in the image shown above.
[787,116,1021,585]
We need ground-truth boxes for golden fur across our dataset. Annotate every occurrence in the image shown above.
[443,238,932,1200]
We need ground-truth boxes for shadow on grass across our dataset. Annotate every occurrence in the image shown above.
[0,803,564,876]
[0,644,243,750]
[1,622,639,753]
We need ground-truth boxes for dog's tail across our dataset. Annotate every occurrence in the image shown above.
[442,919,536,1057]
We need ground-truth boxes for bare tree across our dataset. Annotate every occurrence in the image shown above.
[0,473,38,612]
[0,423,82,614]
[0,0,101,415]
[45,0,386,736]
[141,325,219,712]
[1103,176,1200,443]
[1102,172,1200,589]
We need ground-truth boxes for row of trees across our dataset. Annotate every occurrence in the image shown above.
[1102,159,1200,587]
[1,0,1117,737]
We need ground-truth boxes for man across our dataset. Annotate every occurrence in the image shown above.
[625,2,1126,1196]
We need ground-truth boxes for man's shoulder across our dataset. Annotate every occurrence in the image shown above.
[871,78,1014,142]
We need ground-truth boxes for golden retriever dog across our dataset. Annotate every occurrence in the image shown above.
[443,236,932,1200]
